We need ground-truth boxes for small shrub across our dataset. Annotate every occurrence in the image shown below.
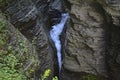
[52,76,58,80]
[42,69,51,80]
[42,69,59,80]
[0,16,26,80]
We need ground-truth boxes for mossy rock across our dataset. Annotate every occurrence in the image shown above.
[0,0,13,9]
[0,12,40,80]
[81,74,97,80]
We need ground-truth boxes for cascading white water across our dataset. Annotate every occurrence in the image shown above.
[50,13,69,71]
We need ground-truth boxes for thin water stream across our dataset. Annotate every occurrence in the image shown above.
[50,13,69,72]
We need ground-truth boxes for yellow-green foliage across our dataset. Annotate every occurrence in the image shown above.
[52,76,58,80]
[42,69,51,80]
[0,12,40,80]
[0,20,8,46]
[0,54,26,80]
[0,19,26,80]
[81,74,97,80]
[42,69,58,80]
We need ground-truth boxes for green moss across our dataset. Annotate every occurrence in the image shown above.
[0,54,26,80]
[0,20,8,46]
[0,13,39,80]
[81,74,97,80]
[0,0,14,10]
[0,17,26,80]
[0,0,8,8]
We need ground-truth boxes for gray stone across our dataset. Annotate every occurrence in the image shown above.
[62,0,108,80]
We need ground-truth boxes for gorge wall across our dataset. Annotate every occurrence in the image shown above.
[0,0,120,80]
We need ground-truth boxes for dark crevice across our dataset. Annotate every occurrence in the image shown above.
[62,0,71,10]
[91,1,114,80]
[91,1,120,80]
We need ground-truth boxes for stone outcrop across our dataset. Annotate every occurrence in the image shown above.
[98,0,120,26]
[61,0,108,80]
[98,0,120,80]
[61,0,120,80]
[0,0,120,80]
[0,13,40,79]
[1,0,57,79]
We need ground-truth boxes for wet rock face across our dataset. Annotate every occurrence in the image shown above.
[106,0,120,26]
[6,0,37,23]
[106,0,119,5]
[4,0,62,79]
[97,0,120,80]
[48,9,61,26]
[1,0,120,80]
[98,0,120,26]
[0,13,40,79]
[61,0,120,80]
[62,0,108,80]
[108,26,120,80]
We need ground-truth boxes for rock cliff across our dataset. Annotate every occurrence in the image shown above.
[0,0,120,80]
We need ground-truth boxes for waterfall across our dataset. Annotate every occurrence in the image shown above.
[50,13,69,72]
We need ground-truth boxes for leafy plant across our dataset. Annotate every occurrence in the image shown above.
[52,76,58,80]
[0,16,26,80]
[0,12,40,80]
[42,69,59,80]
[42,69,51,80]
